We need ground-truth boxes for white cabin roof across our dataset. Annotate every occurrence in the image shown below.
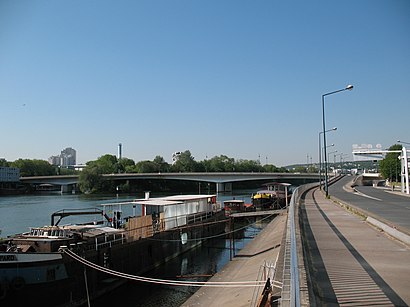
[223,199,245,204]
[100,194,216,208]
[161,194,215,201]
[134,199,183,206]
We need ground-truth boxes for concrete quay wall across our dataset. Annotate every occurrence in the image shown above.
[182,213,288,307]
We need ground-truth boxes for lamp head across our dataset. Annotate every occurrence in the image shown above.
[346,84,354,90]
[332,127,337,131]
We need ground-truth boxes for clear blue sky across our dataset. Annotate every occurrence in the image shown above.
[1,0,409,166]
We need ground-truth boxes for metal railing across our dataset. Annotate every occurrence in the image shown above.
[281,182,318,306]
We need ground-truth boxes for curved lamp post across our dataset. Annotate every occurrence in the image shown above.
[397,140,410,194]
[319,127,337,189]
[397,140,410,145]
[322,84,353,197]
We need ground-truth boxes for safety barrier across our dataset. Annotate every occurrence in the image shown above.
[280,181,318,307]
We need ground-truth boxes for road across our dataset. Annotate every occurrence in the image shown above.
[328,175,410,235]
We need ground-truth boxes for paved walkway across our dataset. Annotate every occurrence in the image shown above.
[301,188,410,306]
[181,213,288,307]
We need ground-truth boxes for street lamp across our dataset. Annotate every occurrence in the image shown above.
[397,140,410,145]
[328,150,337,176]
[322,84,353,197]
[319,128,337,189]
[335,153,349,173]
[322,144,335,181]
[397,140,410,194]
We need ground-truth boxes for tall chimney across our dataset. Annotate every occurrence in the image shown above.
[118,143,122,159]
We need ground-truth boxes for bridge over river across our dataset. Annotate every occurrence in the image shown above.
[20,172,320,193]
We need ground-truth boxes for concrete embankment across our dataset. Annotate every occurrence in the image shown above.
[182,213,288,307]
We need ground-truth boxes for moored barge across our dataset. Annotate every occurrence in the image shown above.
[0,194,226,306]
[251,182,292,210]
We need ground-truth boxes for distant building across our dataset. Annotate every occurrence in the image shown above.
[172,151,181,165]
[0,167,20,182]
[352,144,383,162]
[48,155,60,166]
[48,147,77,167]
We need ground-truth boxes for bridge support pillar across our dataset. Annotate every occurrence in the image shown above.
[216,182,232,193]
[225,182,232,192]
[61,185,69,194]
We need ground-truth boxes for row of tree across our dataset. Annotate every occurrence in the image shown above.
[0,158,73,177]
[110,151,290,174]
[1,151,290,177]
[2,145,404,193]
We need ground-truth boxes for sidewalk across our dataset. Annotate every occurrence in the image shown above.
[301,188,410,306]
[181,213,287,307]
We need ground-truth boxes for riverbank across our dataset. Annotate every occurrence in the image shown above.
[182,212,287,307]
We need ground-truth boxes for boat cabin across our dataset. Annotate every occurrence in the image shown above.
[223,200,245,216]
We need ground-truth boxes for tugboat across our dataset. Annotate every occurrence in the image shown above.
[0,194,226,307]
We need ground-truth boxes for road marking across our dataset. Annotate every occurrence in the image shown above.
[353,189,382,201]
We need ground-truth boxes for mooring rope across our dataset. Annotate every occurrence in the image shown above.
[64,249,266,288]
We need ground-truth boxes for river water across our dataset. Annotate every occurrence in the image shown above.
[0,190,274,306]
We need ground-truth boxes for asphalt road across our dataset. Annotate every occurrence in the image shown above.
[328,175,410,235]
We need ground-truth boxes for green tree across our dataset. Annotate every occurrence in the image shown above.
[133,160,157,173]
[307,165,318,173]
[207,155,234,172]
[235,159,263,172]
[379,144,402,182]
[153,155,170,172]
[78,166,104,193]
[79,154,122,192]
[11,159,55,176]
[87,154,118,173]
[293,166,307,173]
[263,164,279,172]
[171,150,198,172]
[199,158,211,172]
[0,158,10,167]
[118,157,135,173]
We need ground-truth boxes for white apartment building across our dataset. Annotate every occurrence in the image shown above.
[48,147,77,167]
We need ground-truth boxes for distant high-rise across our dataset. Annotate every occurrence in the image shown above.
[118,143,122,160]
[48,147,77,167]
